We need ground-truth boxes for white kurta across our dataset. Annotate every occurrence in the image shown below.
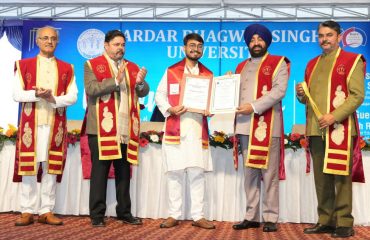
[155,64,213,172]
[12,55,78,215]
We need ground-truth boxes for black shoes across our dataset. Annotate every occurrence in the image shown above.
[91,215,142,227]
[303,223,336,234]
[263,222,277,232]
[331,227,354,238]
[304,224,354,238]
[119,215,143,225]
[232,220,260,230]
[91,218,105,227]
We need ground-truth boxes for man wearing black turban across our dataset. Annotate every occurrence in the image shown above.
[232,23,290,232]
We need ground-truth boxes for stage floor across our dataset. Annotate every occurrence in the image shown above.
[1,212,370,240]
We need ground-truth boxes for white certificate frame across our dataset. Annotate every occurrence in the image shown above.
[179,74,212,114]
[209,74,240,114]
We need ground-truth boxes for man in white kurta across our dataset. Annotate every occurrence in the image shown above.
[12,26,77,226]
[155,33,215,229]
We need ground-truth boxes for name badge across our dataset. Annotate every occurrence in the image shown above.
[169,84,179,95]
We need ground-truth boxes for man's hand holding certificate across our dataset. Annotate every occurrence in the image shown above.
[210,74,240,114]
[179,74,212,114]
[179,74,240,114]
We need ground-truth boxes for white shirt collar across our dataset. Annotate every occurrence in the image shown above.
[185,62,199,74]
[38,54,55,62]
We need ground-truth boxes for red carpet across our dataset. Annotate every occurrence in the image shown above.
[1,212,369,240]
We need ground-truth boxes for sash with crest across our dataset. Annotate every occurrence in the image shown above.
[165,58,211,149]
[87,55,140,164]
[303,48,366,177]
[235,53,289,176]
[14,56,73,176]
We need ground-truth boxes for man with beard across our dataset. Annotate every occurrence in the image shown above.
[232,24,290,232]
[296,20,365,238]
[155,33,215,229]
[82,30,149,227]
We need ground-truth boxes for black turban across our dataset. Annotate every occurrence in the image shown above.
[243,24,272,47]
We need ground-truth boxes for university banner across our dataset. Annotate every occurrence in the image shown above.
[21,21,370,137]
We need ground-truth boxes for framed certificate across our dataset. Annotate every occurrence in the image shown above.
[179,74,212,114]
[209,74,240,114]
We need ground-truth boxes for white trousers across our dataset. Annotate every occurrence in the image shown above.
[167,167,205,221]
[20,161,57,215]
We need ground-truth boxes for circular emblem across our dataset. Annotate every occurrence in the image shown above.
[336,64,346,75]
[342,27,367,48]
[77,29,105,59]
[96,64,106,73]
[25,73,32,83]
[344,32,363,48]
[62,73,68,82]
[262,66,272,76]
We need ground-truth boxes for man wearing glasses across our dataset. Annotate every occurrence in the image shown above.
[13,26,78,226]
[155,33,215,229]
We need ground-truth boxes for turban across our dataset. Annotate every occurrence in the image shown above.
[243,24,272,47]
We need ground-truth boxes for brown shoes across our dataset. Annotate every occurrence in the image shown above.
[192,218,216,229]
[160,217,179,228]
[15,213,34,226]
[38,212,63,225]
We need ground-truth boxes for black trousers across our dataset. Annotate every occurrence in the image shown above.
[88,135,131,220]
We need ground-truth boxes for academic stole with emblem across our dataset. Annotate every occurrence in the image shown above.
[88,55,140,164]
[236,54,286,169]
[303,49,362,175]
[16,56,73,175]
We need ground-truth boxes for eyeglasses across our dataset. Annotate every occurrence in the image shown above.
[187,43,203,50]
[38,36,58,42]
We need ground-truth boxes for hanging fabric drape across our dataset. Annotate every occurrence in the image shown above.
[0,20,22,51]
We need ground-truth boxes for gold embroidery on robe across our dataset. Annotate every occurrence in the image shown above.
[24,102,32,116]
[55,122,64,147]
[255,116,267,142]
[132,113,139,137]
[101,106,113,133]
[261,85,269,95]
[22,122,33,148]
[331,123,345,146]
[332,85,346,109]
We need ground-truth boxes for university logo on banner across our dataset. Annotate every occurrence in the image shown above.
[342,27,367,48]
[77,29,105,59]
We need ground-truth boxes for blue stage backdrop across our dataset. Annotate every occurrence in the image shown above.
[21,21,370,137]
